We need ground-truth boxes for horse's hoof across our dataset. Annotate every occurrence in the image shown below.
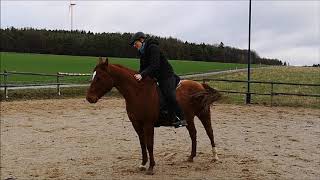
[212,158,218,162]
[212,154,220,162]
[138,164,147,171]
[145,169,154,175]
[211,157,221,163]
[187,157,194,162]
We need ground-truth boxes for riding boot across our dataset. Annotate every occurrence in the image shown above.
[172,107,187,128]
[173,116,188,128]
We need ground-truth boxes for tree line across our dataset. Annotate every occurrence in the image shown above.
[1,27,283,65]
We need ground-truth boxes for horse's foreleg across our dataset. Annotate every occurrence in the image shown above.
[132,123,148,170]
[197,110,219,162]
[144,125,155,175]
[138,133,148,170]
[186,119,197,162]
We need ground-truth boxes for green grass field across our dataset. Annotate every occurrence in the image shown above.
[1,52,318,109]
[201,67,320,108]
[0,52,256,84]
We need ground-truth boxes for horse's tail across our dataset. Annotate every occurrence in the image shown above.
[191,83,221,114]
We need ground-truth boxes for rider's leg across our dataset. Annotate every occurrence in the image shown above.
[159,76,187,127]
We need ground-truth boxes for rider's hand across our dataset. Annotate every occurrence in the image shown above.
[134,74,142,81]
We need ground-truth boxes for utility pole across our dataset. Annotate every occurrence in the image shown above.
[246,0,252,104]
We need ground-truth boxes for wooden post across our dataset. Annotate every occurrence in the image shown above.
[4,70,8,99]
[270,83,274,106]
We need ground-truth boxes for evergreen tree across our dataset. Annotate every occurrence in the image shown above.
[0,27,283,65]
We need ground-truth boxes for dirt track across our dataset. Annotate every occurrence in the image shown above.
[1,97,319,179]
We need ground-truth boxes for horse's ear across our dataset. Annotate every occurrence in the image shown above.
[98,57,108,66]
[103,57,109,66]
[98,57,103,64]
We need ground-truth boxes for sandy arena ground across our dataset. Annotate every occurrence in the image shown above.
[1,97,319,180]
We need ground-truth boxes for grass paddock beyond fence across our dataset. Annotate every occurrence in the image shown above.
[200,66,320,108]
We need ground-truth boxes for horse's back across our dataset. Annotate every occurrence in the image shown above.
[177,80,205,94]
[175,80,203,106]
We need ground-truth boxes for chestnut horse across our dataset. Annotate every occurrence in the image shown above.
[86,57,221,175]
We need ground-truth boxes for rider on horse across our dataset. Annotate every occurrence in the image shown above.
[130,32,188,128]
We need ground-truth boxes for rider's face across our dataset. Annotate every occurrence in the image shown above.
[133,39,143,49]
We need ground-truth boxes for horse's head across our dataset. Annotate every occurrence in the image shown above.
[86,57,114,103]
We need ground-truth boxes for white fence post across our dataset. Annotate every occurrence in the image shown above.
[57,72,61,96]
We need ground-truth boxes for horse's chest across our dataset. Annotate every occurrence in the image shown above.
[126,102,153,121]
[127,110,136,122]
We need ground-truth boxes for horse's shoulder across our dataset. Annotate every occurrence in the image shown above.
[143,78,158,88]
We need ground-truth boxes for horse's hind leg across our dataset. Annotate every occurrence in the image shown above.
[197,109,219,162]
[186,114,197,162]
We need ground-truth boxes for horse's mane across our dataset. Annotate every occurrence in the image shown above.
[110,64,155,85]
[112,64,138,75]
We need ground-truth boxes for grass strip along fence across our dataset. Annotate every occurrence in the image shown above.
[1,71,319,108]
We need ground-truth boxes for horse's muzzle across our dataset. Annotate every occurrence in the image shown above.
[86,95,98,103]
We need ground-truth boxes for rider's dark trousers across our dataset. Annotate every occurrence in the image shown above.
[158,76,184,121]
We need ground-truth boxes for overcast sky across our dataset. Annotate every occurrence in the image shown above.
[1,0,319,66]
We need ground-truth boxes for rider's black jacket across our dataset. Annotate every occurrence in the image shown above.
[139,38,174,81]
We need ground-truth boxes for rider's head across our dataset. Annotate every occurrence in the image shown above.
[130,32,146,50]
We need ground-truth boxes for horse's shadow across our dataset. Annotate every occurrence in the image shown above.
[111,150,220,176]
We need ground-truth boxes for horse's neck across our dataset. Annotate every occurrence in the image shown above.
[109,65,141,101]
